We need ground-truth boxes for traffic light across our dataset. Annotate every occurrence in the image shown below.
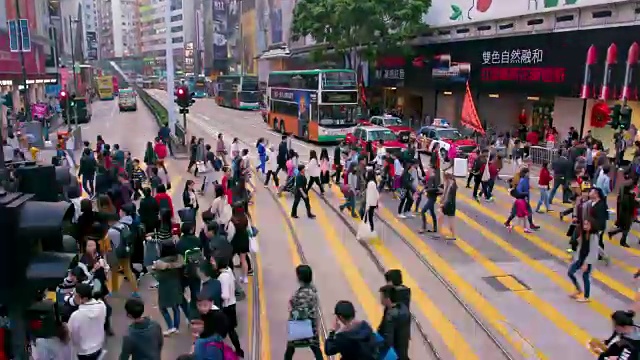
[59,90,68,110]
[0,164,76,305]
[69,93,76,108]
[175,86,195,110]
[609,104,621,129]
[620,105,633,130]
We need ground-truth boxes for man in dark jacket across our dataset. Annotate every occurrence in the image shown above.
[549,149,572,204]
[119,298,163,360]
[325,300,377,360]
[384,269,411,311]
[378,285,411,360]
[78,148,97,197]
[291,165,315,219]
[276,135,288,176]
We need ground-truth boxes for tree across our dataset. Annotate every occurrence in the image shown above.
[290,0,431,67]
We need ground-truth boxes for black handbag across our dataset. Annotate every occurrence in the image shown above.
[566,223,576,238]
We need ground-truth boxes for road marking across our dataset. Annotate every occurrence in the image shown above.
[329,186,545,359]
[304,192,480,359]
[457,191,636,300]
[487,188,638,275]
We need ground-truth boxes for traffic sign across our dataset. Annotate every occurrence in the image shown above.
[7,19,31,52]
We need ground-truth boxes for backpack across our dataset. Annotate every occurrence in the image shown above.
[110,222,134,258]
[206,340,239,360]
[184,248,205,279]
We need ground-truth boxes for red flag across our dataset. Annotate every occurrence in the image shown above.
[357,64,368,108]
[461,82,484,134]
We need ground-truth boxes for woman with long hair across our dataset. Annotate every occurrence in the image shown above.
[182,179,199,211]
[568,218,597,303]
[79,238,112,335]
[32,321,73,359]
[306,150,324,195]
[319,148,330,187]
[364,170,379,233]
[228,206,250,283]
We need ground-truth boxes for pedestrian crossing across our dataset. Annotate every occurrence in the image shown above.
[146,90,640,359]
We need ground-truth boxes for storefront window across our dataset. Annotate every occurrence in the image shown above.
[531,99,554,132]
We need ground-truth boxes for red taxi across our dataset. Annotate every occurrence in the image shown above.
[343,125,407,155]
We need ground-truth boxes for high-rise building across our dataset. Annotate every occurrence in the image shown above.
[82,0,99,60]
[98,0,140,59]
[139,0,188,75]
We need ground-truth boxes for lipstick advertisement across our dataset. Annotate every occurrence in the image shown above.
[579,41,640,101]
[599,44,618,100]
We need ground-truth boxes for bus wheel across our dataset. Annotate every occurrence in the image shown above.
[272,119,279,132]
[303,127,309,141]
[279,122,285,134]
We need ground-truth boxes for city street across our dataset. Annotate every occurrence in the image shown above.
[146,88,640,359]
[72,98,257,359]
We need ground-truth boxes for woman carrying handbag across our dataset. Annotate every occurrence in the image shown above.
[285,265,323,360]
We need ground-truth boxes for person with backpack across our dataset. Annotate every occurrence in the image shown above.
[106,205,140,297]
[325,300,377,359]
[177,222,204,318]
[119,298,164,359]
[152,242,189,336]
[155,184,174,219]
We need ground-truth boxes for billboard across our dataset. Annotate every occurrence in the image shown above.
[86,31,97,60]
[241,0,257,74]
[405,25,640,97]
[423,0,628,28]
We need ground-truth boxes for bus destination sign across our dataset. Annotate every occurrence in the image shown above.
[321,91,358,103]
[272,89,296,101]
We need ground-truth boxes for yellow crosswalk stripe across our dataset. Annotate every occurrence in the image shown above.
[328,186,545,359]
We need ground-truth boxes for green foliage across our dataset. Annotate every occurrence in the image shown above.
[135,86,168,126]
[291,0,431,61]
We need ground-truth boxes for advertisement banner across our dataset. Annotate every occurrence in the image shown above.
[406,25,640,97]
[213,0,229,64]
[86,31,97,60]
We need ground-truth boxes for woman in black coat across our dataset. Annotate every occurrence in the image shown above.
[608,179,638,247]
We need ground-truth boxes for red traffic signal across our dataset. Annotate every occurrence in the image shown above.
[177,88,185,95]
[59,91,67,98]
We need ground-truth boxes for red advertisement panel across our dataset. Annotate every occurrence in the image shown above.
[0,0,45,79]
[5,0,37,29]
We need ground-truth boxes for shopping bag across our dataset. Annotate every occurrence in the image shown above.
[287,319,314,341]
[249,235,260,253]
[356,217,377,241]
[196,161,208,174]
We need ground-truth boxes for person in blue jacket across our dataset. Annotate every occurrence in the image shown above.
[256,138,267,174]
[504,167,540,230]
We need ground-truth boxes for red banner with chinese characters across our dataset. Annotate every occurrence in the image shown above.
[461,82,485,134]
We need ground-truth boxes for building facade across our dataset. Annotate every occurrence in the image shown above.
[139,0,201,76]
[98,0,139,59]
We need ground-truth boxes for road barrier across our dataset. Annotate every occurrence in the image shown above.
[135,86,187,155]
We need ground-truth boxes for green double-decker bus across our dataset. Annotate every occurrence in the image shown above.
[215,75,260,110]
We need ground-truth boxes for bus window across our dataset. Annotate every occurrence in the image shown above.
[241,77,259,91]
[322,71,357,90]
[318,105,356,125]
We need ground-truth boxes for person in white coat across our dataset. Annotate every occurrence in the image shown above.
[67,283,107,360]
[306,150,324,195]
[364,169,380,232]
[264,145,279,188]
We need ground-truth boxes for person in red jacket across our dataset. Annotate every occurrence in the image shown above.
[154,184,174,219]
[153,137,168,174]
[535,161,553,213]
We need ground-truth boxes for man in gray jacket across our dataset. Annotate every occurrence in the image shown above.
[119,298,163,360]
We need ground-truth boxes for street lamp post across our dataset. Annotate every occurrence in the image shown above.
[68,16,79,129]
[14,0,31,122]
[164,0,177,138]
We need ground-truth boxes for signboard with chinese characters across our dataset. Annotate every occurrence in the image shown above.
[408,26,640,95]
[421,0,628,29]
[271,88,296,101]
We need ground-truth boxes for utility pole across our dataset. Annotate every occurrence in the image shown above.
[68,16,79,128]
[164,0,177,137]
[239,0,244,74]
[14,0,31,122]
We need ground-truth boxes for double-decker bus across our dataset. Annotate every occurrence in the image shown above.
[267,69,358,142]
[96,76,114,100]
[187,75,208,98]
[215,75,260,110]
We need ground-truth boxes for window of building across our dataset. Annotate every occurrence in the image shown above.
[170,14,182,22]
[171,26,182,33]
[172,36,183,43]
